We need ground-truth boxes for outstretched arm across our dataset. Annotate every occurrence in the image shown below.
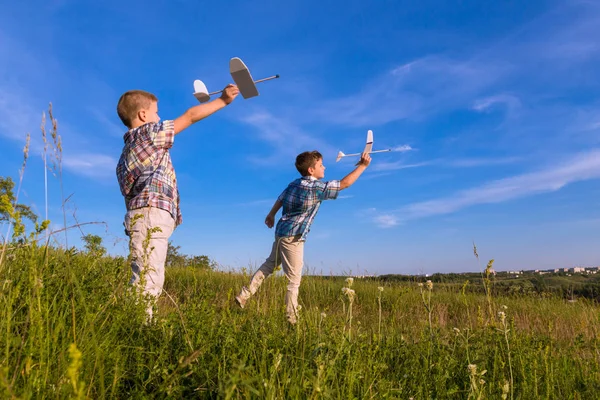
[265,199,283,228]
[173,84,239,135]
[340,153,371,190]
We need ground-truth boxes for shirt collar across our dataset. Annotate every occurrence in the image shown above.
[302,175,318,181]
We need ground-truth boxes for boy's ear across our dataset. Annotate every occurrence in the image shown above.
[137,109,148,123]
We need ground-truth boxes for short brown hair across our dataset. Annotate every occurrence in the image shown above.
[117,90,158,128]
[295,151,322,176]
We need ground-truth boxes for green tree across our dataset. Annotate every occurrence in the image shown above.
[0,176,37,225]
[81,234,106,257]
[166,241,188,268]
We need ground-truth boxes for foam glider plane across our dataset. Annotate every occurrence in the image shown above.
[336,130,391,163]
[193,57,279,103]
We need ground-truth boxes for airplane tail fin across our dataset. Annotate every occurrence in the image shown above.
[336,151,345,162]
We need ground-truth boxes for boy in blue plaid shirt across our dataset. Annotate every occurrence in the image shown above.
[236,150,371,324]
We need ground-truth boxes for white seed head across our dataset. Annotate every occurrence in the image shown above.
[345,277,354,287]
[377,286,384,292]
[426,280,433,290]
[417,282,424,287]
[498,311,506,323]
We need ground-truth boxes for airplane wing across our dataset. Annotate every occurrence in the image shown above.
[363,130,373,154]
[230,57,259,99]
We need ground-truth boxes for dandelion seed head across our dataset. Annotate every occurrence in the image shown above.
[345,277,354,287]
[426,280,433,290]
[417,282,424,287]
[377,286,384,292]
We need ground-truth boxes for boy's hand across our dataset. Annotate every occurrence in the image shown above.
[358,152,371,167]
[265,214,275,228]
[220,84,240,105]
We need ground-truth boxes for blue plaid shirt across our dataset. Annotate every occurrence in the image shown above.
[275,176,341,240]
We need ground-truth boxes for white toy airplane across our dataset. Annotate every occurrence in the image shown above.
[336,130,391,163]
[193,57,280,103]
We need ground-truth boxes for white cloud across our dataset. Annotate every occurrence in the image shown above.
[240,110,335,164]
[472,94,521,113]
[62,153,117,179]
[374,214,399,228]
[370,161,431,172]
[392,144,414,152]
[372,149,600,223]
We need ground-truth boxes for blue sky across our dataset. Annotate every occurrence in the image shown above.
[1,0,600,275]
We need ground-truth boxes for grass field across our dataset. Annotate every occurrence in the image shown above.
[1,244,600,399]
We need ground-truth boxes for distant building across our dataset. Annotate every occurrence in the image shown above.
[573,267,585,273]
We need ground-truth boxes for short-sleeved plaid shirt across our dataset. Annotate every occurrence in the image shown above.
[116,120,181,225]
[275,176,341,241]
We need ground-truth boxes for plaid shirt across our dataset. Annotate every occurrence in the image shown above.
[275,176,341,240]
[116,120,181,225]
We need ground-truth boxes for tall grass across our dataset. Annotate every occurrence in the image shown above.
[1,247,600,398]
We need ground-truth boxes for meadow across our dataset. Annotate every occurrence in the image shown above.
[1,107,599,398]
[1,243,599,399]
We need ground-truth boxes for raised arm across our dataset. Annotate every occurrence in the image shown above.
[265,199,283,228]
[340,153,371,190]
[173,84,239,135]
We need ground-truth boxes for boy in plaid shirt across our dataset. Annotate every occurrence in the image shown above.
[116,84,239,319]
[235,150,371,324]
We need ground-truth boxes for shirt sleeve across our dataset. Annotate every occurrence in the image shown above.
[277,187,288,203]
[150,120,175,149]
[318,180,341,201]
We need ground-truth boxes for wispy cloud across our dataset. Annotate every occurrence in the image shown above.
[240,110,335,164]
[374,214,399,228]
[371,149,600,224]
[370,161,432,172]
[62,153,117,179]
[472,94,521,113]
[312,55,506,127]
[392,144,414,152]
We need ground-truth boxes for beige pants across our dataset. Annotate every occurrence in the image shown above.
[239,235,304,323]
[124,207,175,318]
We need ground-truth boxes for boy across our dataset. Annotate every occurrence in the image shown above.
[116,84,239,319]
[235,150,371,324]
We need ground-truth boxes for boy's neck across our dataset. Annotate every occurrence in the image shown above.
[129,120,145,130]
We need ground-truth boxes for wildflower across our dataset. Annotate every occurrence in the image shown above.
[498,311,506,323]
[426,280,433,290]
[342,287,356,300]
[320,312,327,319]
[468,364,477,375]
[377,286,384,292]
[417,282,424,287]
[501,304,508,310]
[453,327,460,334]
[345,277,354,287]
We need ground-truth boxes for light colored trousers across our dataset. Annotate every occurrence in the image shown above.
[239,235,304,323]
[124,207,175,318]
